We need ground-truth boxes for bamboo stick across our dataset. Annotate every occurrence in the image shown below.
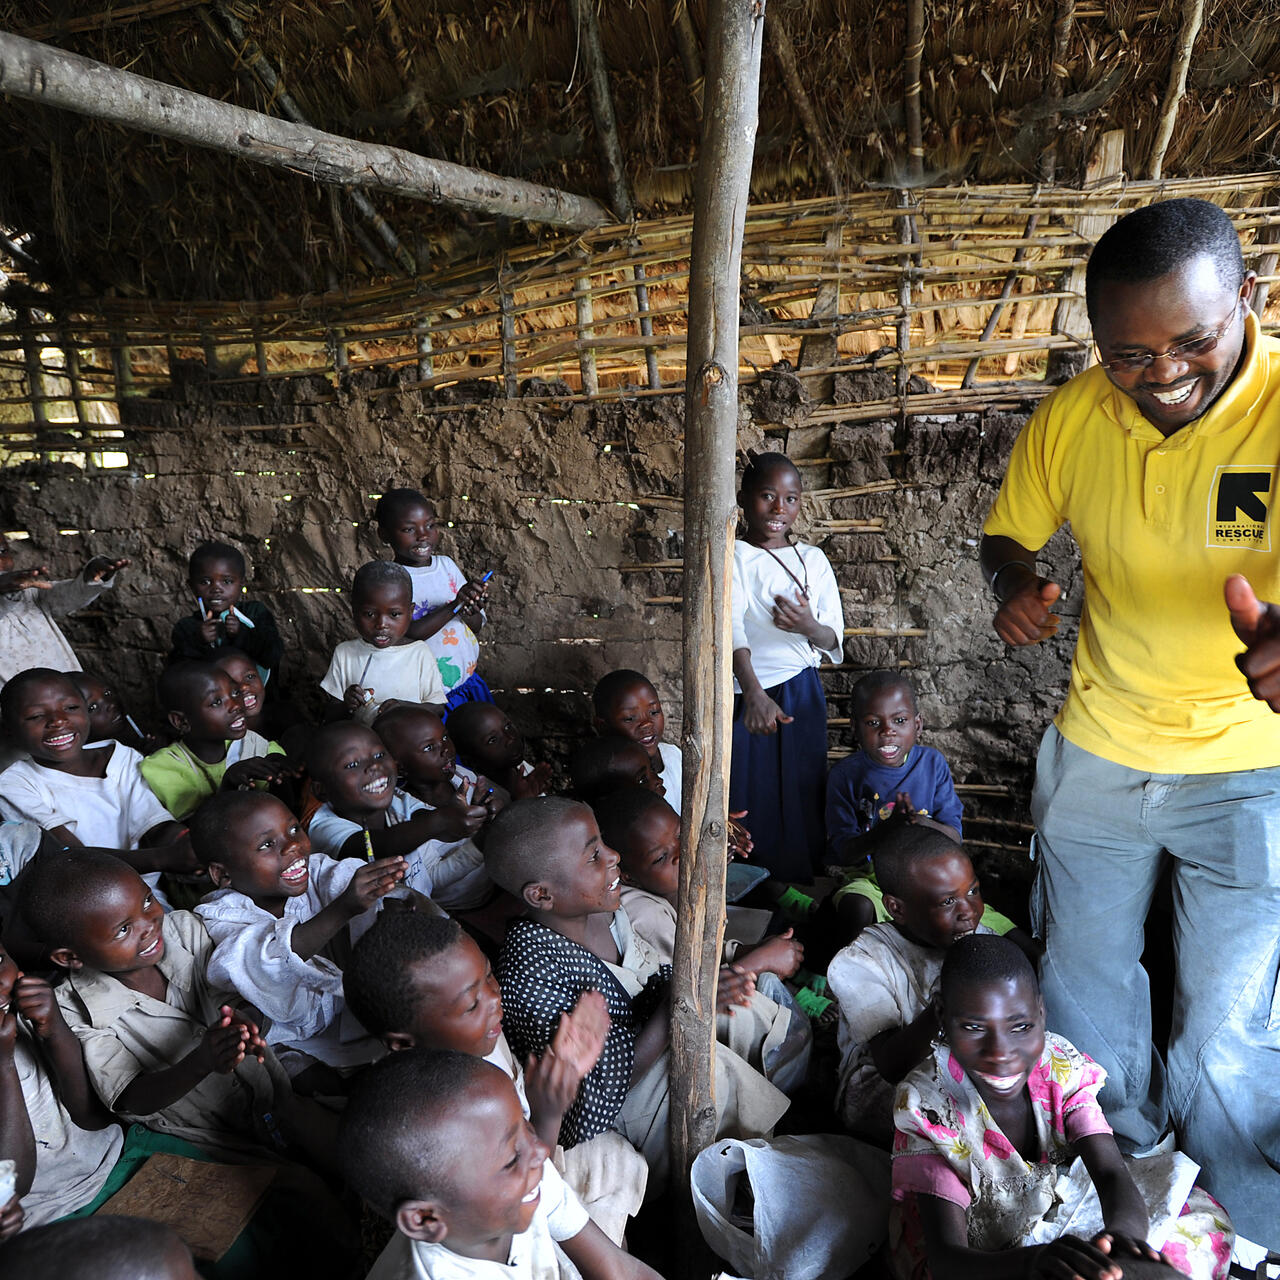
[499,259,518,400]
[22,311,48,428]
[768,12,841,193]
[671,0,765,1202]
[1147,0,1205,181]
[904,0,925,183]
[668,0,705,119]
[0,32,611,231]
[573,249,599,397]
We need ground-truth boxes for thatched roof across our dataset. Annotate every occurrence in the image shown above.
[2,0,1279,306]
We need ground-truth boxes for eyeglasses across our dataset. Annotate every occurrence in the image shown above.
[1096,301,1241,374]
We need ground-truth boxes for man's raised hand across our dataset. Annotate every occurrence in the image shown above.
[1225,574,1280,711]
[994,578,1062,647]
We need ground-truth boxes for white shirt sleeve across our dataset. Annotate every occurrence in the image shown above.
[804,545,845,665]
[537,1157,591,1242]
[114,747,179,844]
[197,876,347,1041]
[731,544,749,652]
[306,804,363,858]
[0,764,63,829]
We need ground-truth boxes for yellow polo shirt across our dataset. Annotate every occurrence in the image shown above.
[984,312,1280,773]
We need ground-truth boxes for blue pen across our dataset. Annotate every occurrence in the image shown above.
[452,569,494,615]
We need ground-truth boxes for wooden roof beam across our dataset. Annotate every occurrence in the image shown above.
[0,32,612,233]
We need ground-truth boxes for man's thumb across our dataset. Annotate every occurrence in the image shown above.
[1039,581,1062,607]
[1225,574,1264,636]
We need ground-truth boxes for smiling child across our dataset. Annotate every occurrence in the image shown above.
[447,701,552,799]
[890,935,1233,1280]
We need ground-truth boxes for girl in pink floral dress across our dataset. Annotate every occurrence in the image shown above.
[890,935,1232,1280]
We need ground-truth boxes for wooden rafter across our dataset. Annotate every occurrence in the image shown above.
[0,32,612,232]
[1148,0,1205,180]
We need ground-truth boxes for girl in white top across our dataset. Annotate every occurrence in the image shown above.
[729,452,844,883]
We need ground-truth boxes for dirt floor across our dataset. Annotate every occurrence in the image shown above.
[1,360,1082,909]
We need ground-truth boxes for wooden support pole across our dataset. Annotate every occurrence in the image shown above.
[21,310,48,427]
[59,328,87,425]
[499,261,519,400]
[894,194,914,477]
[1147,0,1205,181]
[668,0,705,120]
[574,249,599,396]
[567,0,661,389]
[671,0,766,1197]
[109,330,136,401]
[0,31,612,231]
[1046,129,1125,382]
[903,0,925,183]
[798,224,843,399]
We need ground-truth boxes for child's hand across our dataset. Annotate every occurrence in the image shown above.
[223,610,241,639]
[1092,1232,1168,1264]
[887,790,916,822]
[223,757,295,790]
[198,1013,254,1075]
[511,761,552,799]
[343,683,369,713]
[0,565,51,592]
[742,688,793,735]
[83,556,130,583]
[0,1195,23,1244]
[0,1000,16,1062]
[340,856,407,912]
[728,810,753,859]
[716,964,756,1014]
[453,580,489,617]
[524,1046,584,1127]
[198,609,221,646]
[466,776,506,820]
[552,990,610,1079]
[221,1006,267,1062]
[737,929,803,981]
[1026,1236,1123,1280]
[772,590,818,637]
[12,974,67,1040]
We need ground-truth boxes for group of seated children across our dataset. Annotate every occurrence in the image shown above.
[0,472,1239,1279]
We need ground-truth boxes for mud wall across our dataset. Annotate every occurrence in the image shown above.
[0,367,1083,898]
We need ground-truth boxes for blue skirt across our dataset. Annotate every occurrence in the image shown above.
[729,665,828,884]
[443,671,494,718]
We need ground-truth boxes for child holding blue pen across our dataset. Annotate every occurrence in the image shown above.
[374,488,494,712]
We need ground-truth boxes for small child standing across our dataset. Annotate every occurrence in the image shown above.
[0,534,130,688]
[320,560,446,727]
[305,722,492,912]
[139,661,289,821]
[190,792,405,1084]
[891,935,1232,1280]
[169,540,284,689]
[488,797,789,1190]
[375,488,493,710]
[447,701,553,799]
[341,1050,665,1280]
[592,669,684,815]
[343,912,649,1245]
[730,452,844,883]
[826,672,964,939]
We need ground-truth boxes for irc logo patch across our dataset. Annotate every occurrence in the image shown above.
[1207,465,1275,551]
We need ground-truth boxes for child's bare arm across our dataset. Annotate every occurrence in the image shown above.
[732,648,793,735]
[334,810,438,862]
[0,565,50,592]
[917,1193,1123,1280]
[561,1219,666,1280]
[1076,1132,1154,1252]
[734,928,803,980]
[867,997,943,1085]
[115,1006,261,1116]
[0,1007,37,1197]
[13,976,111,1131]
[82,556,129,583]
[134,822,200,875]
[629,997,671,1086]
[222,755,296,791]
[406,601,457,642]
[289,857,406,961]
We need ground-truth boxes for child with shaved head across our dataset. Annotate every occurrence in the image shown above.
[487,797,788,1190]
[342,1049,664,1280]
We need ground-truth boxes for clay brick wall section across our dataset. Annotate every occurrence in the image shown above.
[0,366,1083,907]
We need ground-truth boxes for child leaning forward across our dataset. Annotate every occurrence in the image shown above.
[889,935,1232,1280]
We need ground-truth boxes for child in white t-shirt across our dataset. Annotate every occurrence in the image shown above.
[375,488,493,710]
[321,561,446,728]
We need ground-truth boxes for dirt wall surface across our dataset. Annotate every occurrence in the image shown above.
[0,365,1082,902]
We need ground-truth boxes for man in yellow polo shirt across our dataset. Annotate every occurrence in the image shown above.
[980,198,1280,1247]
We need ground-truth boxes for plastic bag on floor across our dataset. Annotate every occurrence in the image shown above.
[690,1133,889,1280]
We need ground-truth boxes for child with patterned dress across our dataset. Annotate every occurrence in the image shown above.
[375,488,492,711]
[890,935,1232,1280]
